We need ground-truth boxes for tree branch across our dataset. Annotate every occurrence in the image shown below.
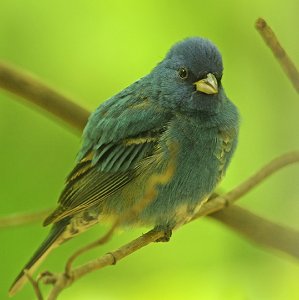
[0,209,51,229]
[256,18,299,93]
[210,206,299,259]
[0,62,89,131]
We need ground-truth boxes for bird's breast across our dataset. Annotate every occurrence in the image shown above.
[156,114,237,208]
[123,113,238,228]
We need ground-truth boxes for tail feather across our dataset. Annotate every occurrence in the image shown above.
[9,218,69,297]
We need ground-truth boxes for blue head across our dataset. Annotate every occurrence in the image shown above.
[151,37,226,115]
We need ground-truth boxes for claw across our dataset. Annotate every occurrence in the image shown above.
[154,225,173,242]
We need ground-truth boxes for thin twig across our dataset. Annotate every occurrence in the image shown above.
[65,221,119,276]
[24,270,43,300]
[0,62,90,131]
[256,18,299,93]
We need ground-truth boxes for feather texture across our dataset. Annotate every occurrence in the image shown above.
[43,122,169,226]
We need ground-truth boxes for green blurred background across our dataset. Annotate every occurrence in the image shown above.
[0,0,299,299]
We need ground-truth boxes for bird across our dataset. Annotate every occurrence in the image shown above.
[9,37,239,296]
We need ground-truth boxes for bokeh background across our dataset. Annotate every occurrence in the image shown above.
[1,0,299,299]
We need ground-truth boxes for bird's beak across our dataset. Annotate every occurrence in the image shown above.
[194,73,218,95]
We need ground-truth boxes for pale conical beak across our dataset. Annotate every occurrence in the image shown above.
[194,73,218,94]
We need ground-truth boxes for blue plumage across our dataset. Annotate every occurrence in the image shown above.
[10,37,239,296]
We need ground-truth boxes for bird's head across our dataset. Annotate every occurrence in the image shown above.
[152,37,226,115]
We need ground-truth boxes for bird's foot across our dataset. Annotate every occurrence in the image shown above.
[154,225,173,242]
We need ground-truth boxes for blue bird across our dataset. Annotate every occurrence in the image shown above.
[9,37,239,296]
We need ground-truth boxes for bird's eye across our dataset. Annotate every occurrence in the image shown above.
[178,67,188,79]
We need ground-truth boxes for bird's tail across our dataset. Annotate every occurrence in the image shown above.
[8,218,70,297]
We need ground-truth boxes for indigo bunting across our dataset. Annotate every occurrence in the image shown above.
[9,37,239,296]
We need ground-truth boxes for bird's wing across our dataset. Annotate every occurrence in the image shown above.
[43,89,172,226]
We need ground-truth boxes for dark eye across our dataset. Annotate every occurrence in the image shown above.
[178,67,188,79]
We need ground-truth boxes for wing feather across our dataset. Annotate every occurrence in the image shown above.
[43,130,166,226]
[43,89,172,226]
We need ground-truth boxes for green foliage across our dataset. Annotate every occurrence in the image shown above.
[0,0,298,299]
